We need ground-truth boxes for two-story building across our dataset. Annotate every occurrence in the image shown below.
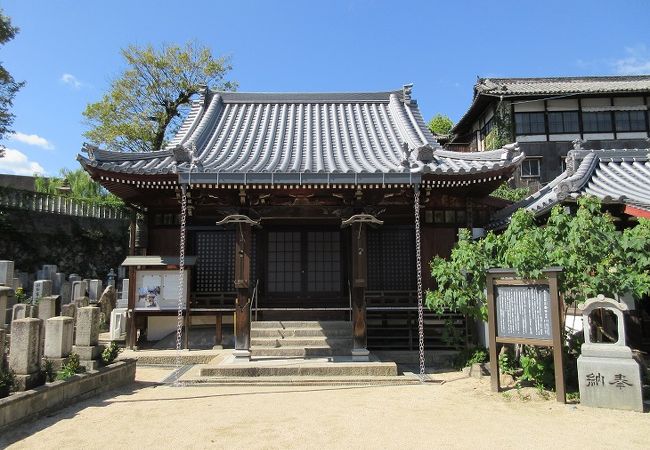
[449,75,650,188]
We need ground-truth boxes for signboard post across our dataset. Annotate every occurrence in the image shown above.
[486,267,566,403]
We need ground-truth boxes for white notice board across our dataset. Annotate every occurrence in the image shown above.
[135,270,188,311]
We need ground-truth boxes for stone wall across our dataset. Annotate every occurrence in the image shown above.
[0,207,129,280]
[0,359,136,432]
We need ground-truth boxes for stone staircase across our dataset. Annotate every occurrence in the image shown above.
[250,321,352,358]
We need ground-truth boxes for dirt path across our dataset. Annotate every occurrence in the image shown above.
[1,368,647,449]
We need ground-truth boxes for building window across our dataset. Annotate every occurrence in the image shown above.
[614,110,647,132]
[521,158,541,178]
[480,118,494,139]
[515,112,546,135]
[548,111,580,133]
[582,111,613,132]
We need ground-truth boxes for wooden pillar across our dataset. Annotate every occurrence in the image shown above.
[233,223,252,358]
[214,314,223,349]
[126,208,137,349]
[351,222,369,361]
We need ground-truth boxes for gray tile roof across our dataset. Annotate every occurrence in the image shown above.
[452,75,650,135]
[489,148,650,229]
[475,75,650,96]
[79,88,523,185]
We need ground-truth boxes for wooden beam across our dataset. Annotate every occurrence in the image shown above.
[234,222,252,357]
[351,222,368,358]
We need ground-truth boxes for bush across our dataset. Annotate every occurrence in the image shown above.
[43,357,56,382]
[0,368,16,397]
[453,346,488,370]
[56,353,85,380]
[101,342,121,365]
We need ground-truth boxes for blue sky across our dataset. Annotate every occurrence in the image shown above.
[0,0,648,176]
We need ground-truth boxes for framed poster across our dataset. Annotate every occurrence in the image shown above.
[135,270,189,311]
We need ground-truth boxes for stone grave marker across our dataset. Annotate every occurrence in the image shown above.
[38,295,60,322]
[74,296,90,308]
[72,306,102,370]
[68,274,82,284]
[52,273,66,295]
[71,280,88,300]
[36,270,46,281]
[12,303,38,321]
[0,260,14,287]
[9,318,43,390]
[98,285,117,324]
[88,279,103,302]
[577,295,644,412]
[44,316,74,370]
[61,303,77,325]
[0,286,12,326]
[33,279,53,302]
[117,278,129,308]
[60,281,72,304]
[42,265,58,282]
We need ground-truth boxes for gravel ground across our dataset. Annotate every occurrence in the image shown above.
[1,367,647,449]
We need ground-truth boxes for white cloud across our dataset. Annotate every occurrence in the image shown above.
[60,73,83,89]
[10,131,54,150]
[0,148,46,175]
[613,45,650,75]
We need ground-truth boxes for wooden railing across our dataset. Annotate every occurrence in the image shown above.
[0,187,129,219]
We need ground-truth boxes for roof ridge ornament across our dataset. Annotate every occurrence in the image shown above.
[572,138,586,150]
[402,83,413,103]
[82,143,98,161]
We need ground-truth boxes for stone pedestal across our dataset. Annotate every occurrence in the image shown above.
[577,295,644,412]
[38,295,60,321]
[351,348,371,362]
[73,306,101,371]
[0,260,14,287]
[9,318,43,391]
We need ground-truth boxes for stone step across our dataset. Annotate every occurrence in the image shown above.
[251,337,352,348]
[250,346,351,357]
[250,327,352,338]
[251,321,351,330]
[199,361,398,377]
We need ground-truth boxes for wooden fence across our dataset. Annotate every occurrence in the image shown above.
[0,188,129,220]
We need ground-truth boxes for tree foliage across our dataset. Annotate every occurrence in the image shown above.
[0,9,24,154]
[34,168,123,205]
[427,196,650,321]
[427,114,454,136]
[490,182,529,202]
[83,41,236,153]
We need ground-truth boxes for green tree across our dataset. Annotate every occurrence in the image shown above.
[427,114,454,136]
[83,41,236,153]
[0,9,24,155]
[491,182,529,202]
[34,168,123,205]
[427,196,650,321]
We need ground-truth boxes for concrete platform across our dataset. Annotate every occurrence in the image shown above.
[198,352,399,377]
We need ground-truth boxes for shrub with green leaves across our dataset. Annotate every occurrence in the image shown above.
[101,342,122,365]
[0,368,15,396]
[427,196,650,321]
[56,353,85,380]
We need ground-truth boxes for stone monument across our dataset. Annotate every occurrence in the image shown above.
[0,286,12,327]
[9,318,43,390]
[32,279,53,302]
[0,260,14,288]
[38,295,60,321]
[44,316,74,370]
[72,306,102,371]
[88,280,103,302]
[577,295,644,412]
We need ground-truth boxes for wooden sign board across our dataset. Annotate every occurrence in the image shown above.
[486,268,566,403]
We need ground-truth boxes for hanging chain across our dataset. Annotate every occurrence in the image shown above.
[174,184,188,386]
[414,184,426,381]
